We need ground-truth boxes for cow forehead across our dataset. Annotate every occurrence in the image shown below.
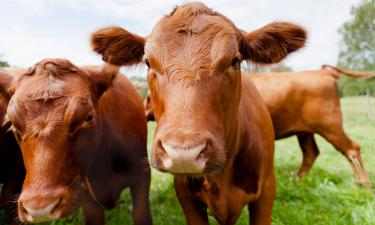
[145,15,239,77]
[147,14,237,51]
[8,83,91,123]
[14,73,89,101]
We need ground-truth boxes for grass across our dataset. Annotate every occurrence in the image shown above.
[1,96,374,224]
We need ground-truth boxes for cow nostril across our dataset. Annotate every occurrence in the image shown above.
[157,140,167,153]
[21,202,29,215]
[196,146,207,160]
[51,197,62,213]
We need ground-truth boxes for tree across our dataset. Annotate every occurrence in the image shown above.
[0,54,9,67]
[241,62,293,73]
[129,76,148,99]
[337,0,375,97]
[337,0,375,117]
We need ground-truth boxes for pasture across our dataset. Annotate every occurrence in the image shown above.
[0,96,374,225]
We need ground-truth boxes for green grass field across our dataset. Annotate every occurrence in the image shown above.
[0,96,374,225]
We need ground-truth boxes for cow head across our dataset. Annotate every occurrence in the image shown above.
[0,59,118,223]
[91,3,306,175]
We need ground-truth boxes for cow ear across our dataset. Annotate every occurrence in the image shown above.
[240,22,306,64]
[84,64,120,98]
[91,27,145,66]
[0,69,14,102]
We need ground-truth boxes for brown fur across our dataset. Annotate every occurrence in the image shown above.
[92,27,145,66]
[0,95,25,225]
[0,59,152,225]
[250,65,372,186]
[244,22,306,64]
[91,3,306,225]
[0,69,13,101]
[146,65,371,186]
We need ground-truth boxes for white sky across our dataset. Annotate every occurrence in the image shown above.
[0,0,361,76]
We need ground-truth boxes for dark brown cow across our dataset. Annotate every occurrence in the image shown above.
[0,71,25,224]
[251,65,374,186]
[0,59,152,225]
[145,65,373,186]
[91,3,306,225]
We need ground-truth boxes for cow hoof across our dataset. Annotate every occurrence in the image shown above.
[356,180,372,189]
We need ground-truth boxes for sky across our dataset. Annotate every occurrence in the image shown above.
[0,0,362,76]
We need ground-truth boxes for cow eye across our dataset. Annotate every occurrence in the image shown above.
[231,57,240,67]
[145,59,150,69]
[85,114,94,122]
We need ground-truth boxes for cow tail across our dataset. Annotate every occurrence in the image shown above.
[321,64,375,80]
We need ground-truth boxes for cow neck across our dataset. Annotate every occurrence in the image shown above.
[199,117,251,222]
[199,112,265,221]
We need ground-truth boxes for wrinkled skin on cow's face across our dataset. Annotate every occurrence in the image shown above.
[1,59,118,223]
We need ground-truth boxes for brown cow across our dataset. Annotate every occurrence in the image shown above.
[0,70,25,224]
[145,65,373,186]
[251,65,373,185]
[91,3,306,225]
[0,59,152,225]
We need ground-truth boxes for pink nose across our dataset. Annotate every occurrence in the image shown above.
[159,141,208,174]
[18,190,66,223]
[21,198,61,223]
[20,198,61,223]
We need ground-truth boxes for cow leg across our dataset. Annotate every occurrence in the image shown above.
[319,129,370,187]
[296,133,320,177]
[81,190,105,225]
[174,178,209,225]
[129,171,152,225]
[248,172,275,225]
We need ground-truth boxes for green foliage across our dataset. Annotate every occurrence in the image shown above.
[0,54,9,68]
[241,63,293,73]
[128,76,146,82]
[339,77,374,97]
[129,76,148,100]
[270,64,293,72]
[1,97,374,225]
[338,0,375,96]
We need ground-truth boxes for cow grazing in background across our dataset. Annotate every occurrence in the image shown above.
[145,65,373,186]
[0,59,152,225]
[0,68,25,225]
[91,2,306,225]
[251,65,374,186]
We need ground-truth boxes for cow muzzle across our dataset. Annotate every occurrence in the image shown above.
[156,140,208,174]
[18,187,74,223]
